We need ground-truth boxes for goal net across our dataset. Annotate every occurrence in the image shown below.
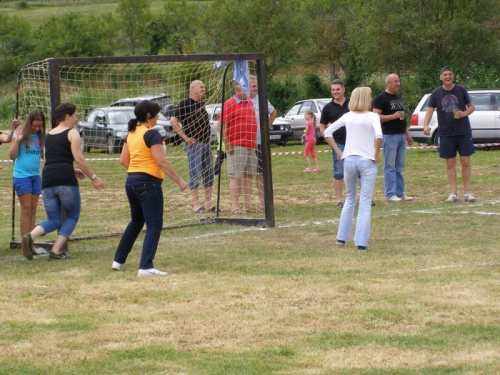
[10,54,274,246]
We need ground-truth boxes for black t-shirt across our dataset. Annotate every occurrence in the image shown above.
[42,129,78,189]
[172,98,211,143]
[428,84,472,136]
[373,91,406,135]
[320,99,349,144]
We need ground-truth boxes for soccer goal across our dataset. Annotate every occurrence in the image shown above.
[10,54,275,248]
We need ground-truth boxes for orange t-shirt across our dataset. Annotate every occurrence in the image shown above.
[126,125,165,180]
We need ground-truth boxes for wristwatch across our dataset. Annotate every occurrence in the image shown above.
[90,173,97,181]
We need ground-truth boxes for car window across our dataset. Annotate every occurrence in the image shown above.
[420,96,431,111]
[317,99,330,112]
[153,96,174,107]
[298,101,314,114]
[95,110,106,125]
[108,110,135,125]
[311,102,318,113]
[87,111,97,123]
[494,94,500,110]
[285,103,302,117]
[213,106,221,120]
[469,93,492,111]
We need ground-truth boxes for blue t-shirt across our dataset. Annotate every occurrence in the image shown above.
[13,133,43,178]
[428,84,471,136]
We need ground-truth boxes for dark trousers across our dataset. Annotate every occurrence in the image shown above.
[114,175,164,269]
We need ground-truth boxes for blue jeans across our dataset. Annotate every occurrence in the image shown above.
[383,134,406,198]
[337,156,378,247]
[114,175,164,270]
[184,142,214,190]
[331,143,345,180]
[39,185,81,238]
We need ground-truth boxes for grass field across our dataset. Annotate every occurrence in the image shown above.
[0,0,208,28]
[1,142,500,374]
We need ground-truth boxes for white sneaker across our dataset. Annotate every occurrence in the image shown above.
[445,193,459,203]
[387,195,402,202]
[112,261,124,271]
[32,247,49,256]
[464,192,476,202]
[137,268,168,277]
[401,194,414,201]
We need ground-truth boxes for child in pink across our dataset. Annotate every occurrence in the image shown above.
[302,110,321,172]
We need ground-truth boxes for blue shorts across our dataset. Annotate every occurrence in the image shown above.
[332,143,345,180]
[438,133,475,159]
[13,175,42,197]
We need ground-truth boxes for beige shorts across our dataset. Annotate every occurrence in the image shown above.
[227,146,258,179]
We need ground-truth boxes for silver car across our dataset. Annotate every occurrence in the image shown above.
[275,98,331,140]
[409,89,500,145]
[206,103,293,146]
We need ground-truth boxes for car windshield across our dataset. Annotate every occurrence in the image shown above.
[316,99,330,111]
[108,110,168,125]
[108,110,135,125]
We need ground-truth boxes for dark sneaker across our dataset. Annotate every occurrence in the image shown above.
[49,251,70,260]
[22,234,34,260]
[335,202,343,209]
[357,246,367,251]
[336,239,346,246]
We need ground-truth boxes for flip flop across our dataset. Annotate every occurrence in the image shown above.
[231,208,245,214]
[194,207,206,213]
[206,206,216,213]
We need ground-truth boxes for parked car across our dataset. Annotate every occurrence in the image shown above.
[110,93,174,115]
[77,107,168,154]
[275,98,331,140]
[205,103,293,146]
[409,89,500,145]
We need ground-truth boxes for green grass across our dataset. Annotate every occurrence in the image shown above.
[0,142,499,373]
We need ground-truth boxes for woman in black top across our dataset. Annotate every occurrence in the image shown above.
[22,103,104,260]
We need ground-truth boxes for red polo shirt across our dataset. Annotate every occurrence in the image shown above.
[220,96,257,150]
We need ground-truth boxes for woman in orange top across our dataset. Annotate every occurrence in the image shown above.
[112,100,187,277]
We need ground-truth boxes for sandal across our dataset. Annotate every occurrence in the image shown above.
[194,207,206,213]
[303,168,312,173]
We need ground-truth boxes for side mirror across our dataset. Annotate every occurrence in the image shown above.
[96,116,106,126]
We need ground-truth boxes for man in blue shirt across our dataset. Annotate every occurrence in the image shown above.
[423,66,476,203]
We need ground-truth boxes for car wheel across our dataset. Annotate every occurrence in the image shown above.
[81,135,91,153]
[432,132,439,146]
[107,136,117,154]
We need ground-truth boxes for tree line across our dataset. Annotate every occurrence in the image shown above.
[1,0,499,120]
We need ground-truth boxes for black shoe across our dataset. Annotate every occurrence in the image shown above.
[371,201,376,206]
[22,233,34,260]
[357,246,367,251]
[49,251,70,260]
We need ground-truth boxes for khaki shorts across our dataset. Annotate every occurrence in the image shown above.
[227,146,258,179]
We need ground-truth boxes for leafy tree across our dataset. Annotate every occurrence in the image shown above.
[201,0,305,75]
[0,14,33,81]
[34,13,119,59]
[147,0,203,55]
[118,0,152,55]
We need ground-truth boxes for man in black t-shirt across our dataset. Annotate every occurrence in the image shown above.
[373,74,414,202]
[171,80,215,213]
[320,79,349,208]
[423,66,476,203]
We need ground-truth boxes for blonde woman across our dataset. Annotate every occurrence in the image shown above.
[324,87,383,251]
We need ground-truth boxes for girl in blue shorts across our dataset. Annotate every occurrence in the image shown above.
[9,110,47,259]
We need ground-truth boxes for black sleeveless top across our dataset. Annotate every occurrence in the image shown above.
[42,129,78,189]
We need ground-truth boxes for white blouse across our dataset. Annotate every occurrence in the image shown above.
[324,111,383,161]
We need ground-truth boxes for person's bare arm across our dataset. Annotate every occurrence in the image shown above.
[373,108,404,123]
[151,144,187,190]
[423,107,435,135]
[171,116,195,144]
[120,143,130,168]
[68,129,104,189]
[269,109,277,128]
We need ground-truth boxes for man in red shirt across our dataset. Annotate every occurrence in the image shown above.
[219,82,258,213]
